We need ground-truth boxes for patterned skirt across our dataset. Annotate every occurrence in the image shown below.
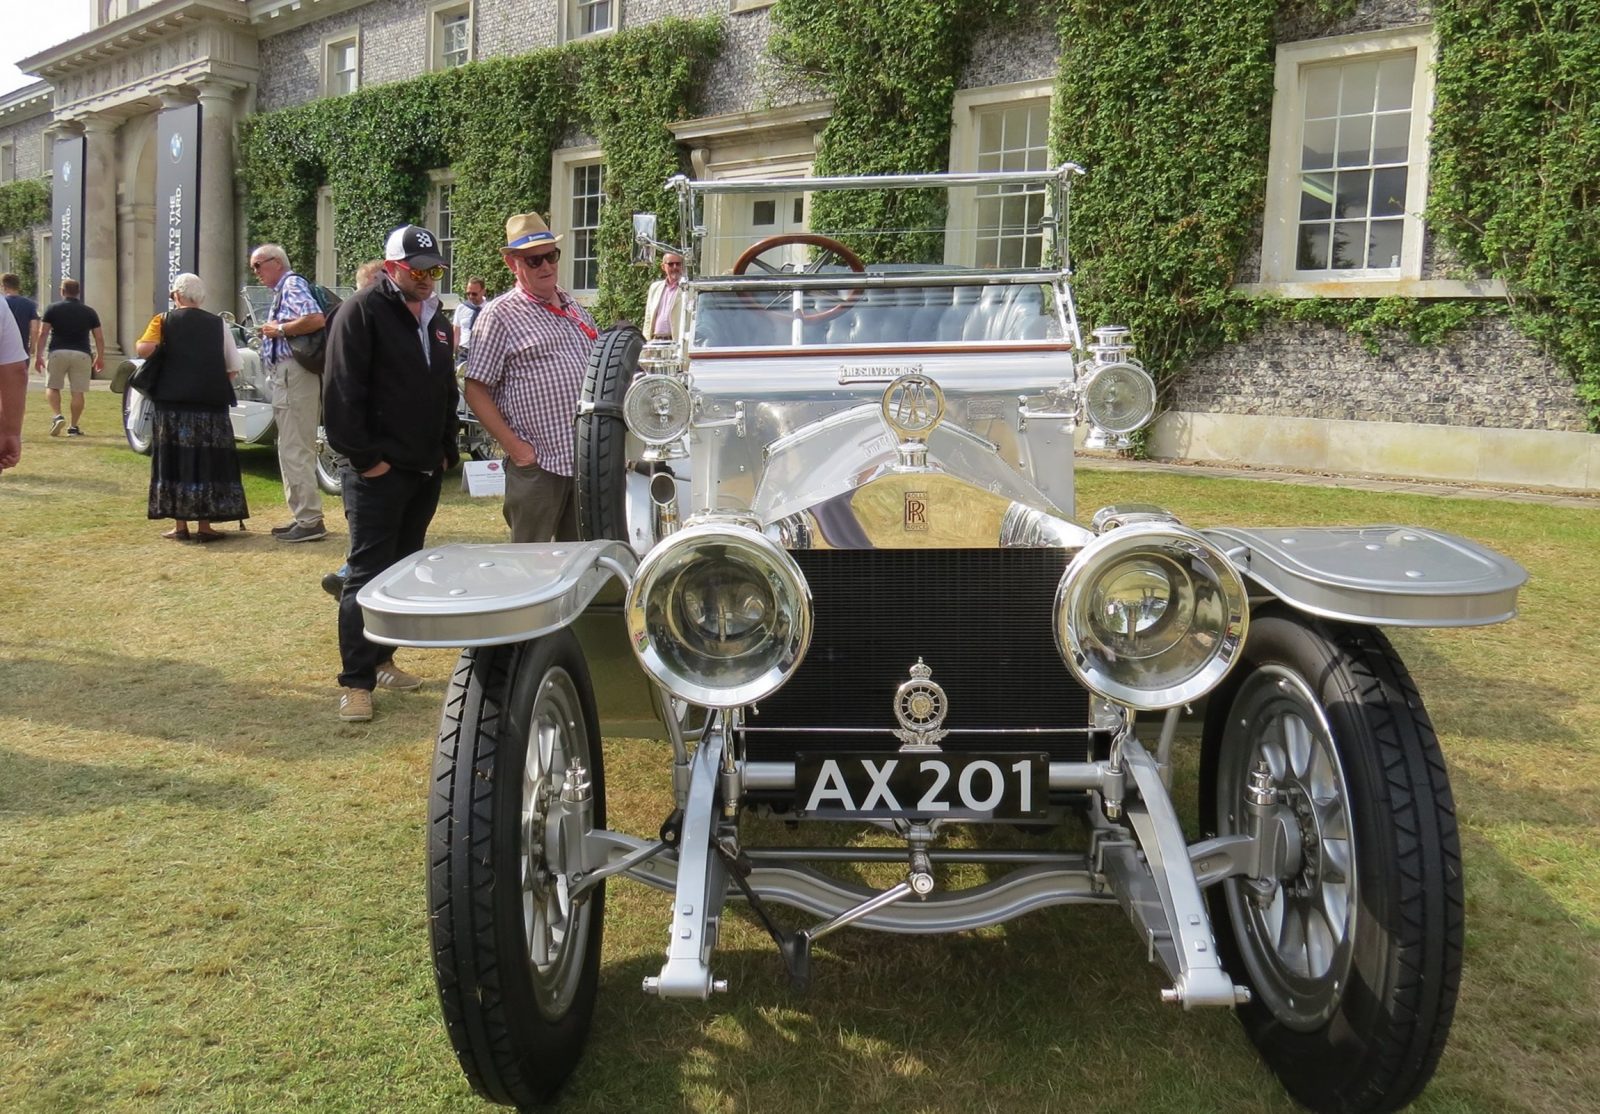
[147,404,251,522]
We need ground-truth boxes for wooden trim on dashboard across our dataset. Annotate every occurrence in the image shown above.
[689,342,1076,359]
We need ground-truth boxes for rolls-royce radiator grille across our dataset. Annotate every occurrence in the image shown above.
[741,548,1095,763]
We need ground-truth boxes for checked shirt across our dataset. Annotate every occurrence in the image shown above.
[465,287,596,478]
[264,272,321,366]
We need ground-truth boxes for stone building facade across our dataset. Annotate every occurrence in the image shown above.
[3,0,1591,487]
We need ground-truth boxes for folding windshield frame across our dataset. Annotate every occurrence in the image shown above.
[661,165,1087,352]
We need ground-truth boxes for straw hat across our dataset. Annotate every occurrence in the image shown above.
[503,211,563,251]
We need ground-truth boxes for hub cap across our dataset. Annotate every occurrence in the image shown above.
[1221,665,1356,1029]
[519,667,590,1017]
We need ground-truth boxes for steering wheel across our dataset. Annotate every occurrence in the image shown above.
[731,233,866,322]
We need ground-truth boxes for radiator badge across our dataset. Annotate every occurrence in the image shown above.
[893,658,949,749]
[881,373,946,440]
[904,491,929,532]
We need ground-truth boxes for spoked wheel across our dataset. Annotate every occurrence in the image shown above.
[314,425,344,496]
[466,422,505,462]
[430,631,607,1108]
[1201,609,1462,1114]
[732,232,866,321]
[123,386,153,455]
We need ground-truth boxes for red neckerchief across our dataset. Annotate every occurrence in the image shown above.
[521,287,597,341]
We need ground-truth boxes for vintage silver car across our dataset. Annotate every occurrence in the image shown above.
[357,167,1526,1112]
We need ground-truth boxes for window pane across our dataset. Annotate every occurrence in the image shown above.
[752,199,775,227]
[1372,114,1409,164]
[970,99,1049,268]
[793,197,804,224]
[1376,55,1415,112]
[1296,223,1330,270]
[1301,119,1336,170]
[1299,172,1333,220]
[1331,221,1364,268]
[1339,61,1377,114]
[1304,66,1340,119]
[1370,166,1407,217]
[1334,169,1370,218]
[569,163,605,291]
[1367,220,1404,269]
[1335,116,1372,167]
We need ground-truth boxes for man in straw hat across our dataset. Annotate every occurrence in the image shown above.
[464,211,597,543]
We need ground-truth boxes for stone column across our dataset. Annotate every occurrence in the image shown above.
[194,79,243,316]
[81,114,121,356]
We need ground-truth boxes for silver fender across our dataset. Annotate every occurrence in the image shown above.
[1203,525,1527,627]
[357,540,637,648]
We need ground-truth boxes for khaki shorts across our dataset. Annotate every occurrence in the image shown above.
[46,350,93,393]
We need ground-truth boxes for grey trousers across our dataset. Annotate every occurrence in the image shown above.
[504,460,578,543]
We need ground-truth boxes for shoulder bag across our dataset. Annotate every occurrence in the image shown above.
[128,313,169,395]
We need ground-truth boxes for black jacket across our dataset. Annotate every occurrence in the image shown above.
[323,277,459,474]
[153,308,236,410]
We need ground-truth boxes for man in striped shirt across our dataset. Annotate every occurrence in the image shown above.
[464,211,597,543]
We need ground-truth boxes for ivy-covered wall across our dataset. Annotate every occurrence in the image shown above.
[239,17,722,325]
[0,179,49,298]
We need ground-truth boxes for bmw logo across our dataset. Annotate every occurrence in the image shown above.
[170,133,183,161]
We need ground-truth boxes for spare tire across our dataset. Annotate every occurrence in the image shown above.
[574,325,642,541]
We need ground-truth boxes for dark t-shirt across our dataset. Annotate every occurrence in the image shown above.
[42,298,102,354]
[5,293,37,355]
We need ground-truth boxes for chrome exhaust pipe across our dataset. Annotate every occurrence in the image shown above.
[650,471,680,539]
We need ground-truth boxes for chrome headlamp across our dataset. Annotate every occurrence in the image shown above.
[622,374,692,445]
[625,523,812,707]
[1082,361,1157,435]
[1054,522,1248,710]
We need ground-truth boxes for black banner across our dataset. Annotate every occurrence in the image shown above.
[155,102,201,314]
[50,135,85,296]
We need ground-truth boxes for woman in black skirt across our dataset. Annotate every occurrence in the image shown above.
[135,272,250,541]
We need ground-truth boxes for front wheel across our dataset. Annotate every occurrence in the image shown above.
[1201,610,1462,1114]
[429,631,607,1108]
[314,425,344,495]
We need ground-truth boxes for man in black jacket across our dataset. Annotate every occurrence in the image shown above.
[323,224,459,722]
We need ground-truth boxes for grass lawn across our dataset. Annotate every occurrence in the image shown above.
[2,390,1597,1112]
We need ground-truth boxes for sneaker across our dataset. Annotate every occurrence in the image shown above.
[275,520,327,543]
[338,687,373,721]
[270,523,297,537]
[66,427,83,437]
[375,663,423,691]
[50,415,64,436]
[321,569,347,598]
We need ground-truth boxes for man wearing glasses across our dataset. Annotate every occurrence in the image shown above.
[643,252,685,340]
[249,243,328,543]
[321,224,460,722]
[453,275,487,357]
[464,211,597,544]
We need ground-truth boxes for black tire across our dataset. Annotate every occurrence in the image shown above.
[123,386,153,455]
[429,631,607,1109]
[574,325,641,541]
[1200,609,1462,1114]
[314,425,344,496]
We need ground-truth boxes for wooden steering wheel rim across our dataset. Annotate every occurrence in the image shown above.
[731,233,866,322]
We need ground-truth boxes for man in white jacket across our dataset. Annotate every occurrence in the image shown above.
[642,252,684,340]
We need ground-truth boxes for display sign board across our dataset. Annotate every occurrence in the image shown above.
[461,459,506,496]
[50,135,86,296]
[155,102,201,314]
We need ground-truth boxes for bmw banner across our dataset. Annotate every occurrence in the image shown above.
[50,135,85,296]
[155,102,201,314]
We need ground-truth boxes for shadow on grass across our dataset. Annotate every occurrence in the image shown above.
[0,746,272,817]
[0,644,374,759]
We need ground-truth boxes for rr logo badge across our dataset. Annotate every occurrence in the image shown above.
[904,491,929,531]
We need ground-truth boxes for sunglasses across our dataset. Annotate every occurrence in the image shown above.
[513,250,561,269]
[406,264,446,280]
[664,261,684,269]
[249,260,270,271]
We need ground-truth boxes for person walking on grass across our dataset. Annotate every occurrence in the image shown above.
[135,273,250,541]
[3,272,39,359]
[322,225,459,722]
[249,243,327,543]
[33,278,105,438]
[0,304,26,474]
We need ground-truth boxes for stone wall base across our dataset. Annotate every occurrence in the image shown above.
[1146,411,1600,492]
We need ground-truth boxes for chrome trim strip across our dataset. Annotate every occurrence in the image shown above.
[683,167,1084,195]
[691,270,1061,292]
[738,725,1096,735]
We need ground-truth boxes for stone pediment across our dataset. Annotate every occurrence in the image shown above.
[20,0,259,119]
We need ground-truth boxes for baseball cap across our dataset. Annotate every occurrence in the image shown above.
[384,224,447,269]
